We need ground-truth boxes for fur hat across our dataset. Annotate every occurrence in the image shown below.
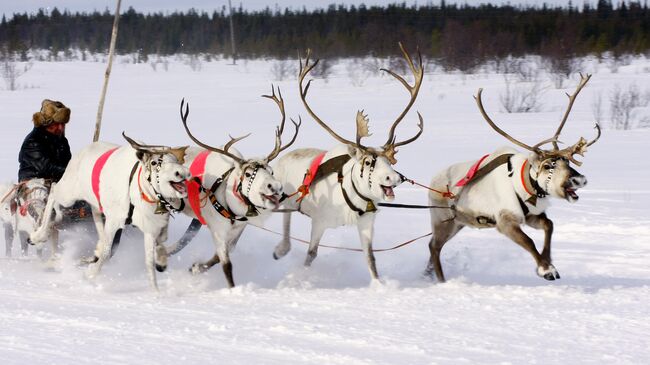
[32,99,71,128]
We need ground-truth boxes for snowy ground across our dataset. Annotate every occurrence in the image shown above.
[0,54,649,364]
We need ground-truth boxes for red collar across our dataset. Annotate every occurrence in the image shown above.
[138,166,156,204]
[520,160,535,197]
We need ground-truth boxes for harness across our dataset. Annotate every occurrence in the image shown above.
[144,155,186,214]
[91,149,183,225]
[296,153,377,216]
[455,153,549,217]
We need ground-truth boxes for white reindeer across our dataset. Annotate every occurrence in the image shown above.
[272,43,424,281]
[30,133,190,290]
[165,88,300,288]
[1,180,57,259]
[426,74,601,282]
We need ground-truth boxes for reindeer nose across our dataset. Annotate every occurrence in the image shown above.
[570,175,587,188]
[268,182,282,194]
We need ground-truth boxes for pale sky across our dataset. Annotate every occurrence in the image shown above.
[1,1,599,19]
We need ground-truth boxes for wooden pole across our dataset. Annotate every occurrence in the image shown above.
[228,0,237,65]
[93,0,122,142]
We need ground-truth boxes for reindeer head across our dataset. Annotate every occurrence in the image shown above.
[299,43,425,201]
[475,74,601,203]
[15,179,50,230]
[179,85,300,211]
[123,133,190,201]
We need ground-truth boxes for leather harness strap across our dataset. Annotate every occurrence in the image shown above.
[190,167,248,224]
[296,154,376,216]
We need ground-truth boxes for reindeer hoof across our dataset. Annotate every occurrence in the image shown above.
[80,256,99,265]
[189,263,209,275]
[155,264,167,273]
[26,237,34,246]
[543,273,556,281]
[272,252,280,260]
[537,265,560,281]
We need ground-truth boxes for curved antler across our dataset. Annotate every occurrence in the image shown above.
[381,42,425,149]
[122,132,188,163]
[552,73,592,150]
[394,112,424,147]
[586,123,601,147]
[475,88,540,152]
[179,98,246,164]
[298,49,367,150]
[263,85,301,162]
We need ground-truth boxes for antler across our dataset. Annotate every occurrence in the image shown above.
[475,88,540,152]
[381,42,425,149]
[551,73,592,150]
[122,131,188,163]
[179,98,246,164]
[263,85,301,162]
[476,74,600,165]
[551,123,601,166]
[298,49,368,151]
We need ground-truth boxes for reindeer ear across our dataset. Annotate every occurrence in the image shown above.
[135,149,150,163]
[170,146,189,164]
[346,144,364,160]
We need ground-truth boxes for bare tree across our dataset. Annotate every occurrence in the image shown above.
[1,59,33,91]
[500,74,545,113]
[270,59,296,81]
[591,91,603,125]
[610,83,650,130]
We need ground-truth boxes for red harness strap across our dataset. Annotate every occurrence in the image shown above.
[185,150,211,225]
[295,151,327,202]
[92,147,119,212]
[520,160,535,197]
[455,154,490,187]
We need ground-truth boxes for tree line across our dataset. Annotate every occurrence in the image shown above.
[1,1,649,70]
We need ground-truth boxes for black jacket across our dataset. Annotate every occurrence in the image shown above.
[18,127,71,182]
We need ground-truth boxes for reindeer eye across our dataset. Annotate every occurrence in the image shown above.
[543,163,552,170]
[364,160,371,166]
[151,161,157,166]
[245,172,251,178]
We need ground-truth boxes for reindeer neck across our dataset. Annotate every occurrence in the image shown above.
[339,160,377,215]
[511,155,548,208]
[223,170,252,217]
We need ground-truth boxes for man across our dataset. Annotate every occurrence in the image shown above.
[19,99,72,182]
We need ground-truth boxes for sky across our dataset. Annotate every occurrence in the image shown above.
[1,1,600,18]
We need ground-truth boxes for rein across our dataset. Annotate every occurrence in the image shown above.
[251,223,432,253]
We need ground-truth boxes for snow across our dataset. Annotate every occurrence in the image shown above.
[1,54,649,364]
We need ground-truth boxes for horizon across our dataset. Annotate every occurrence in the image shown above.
[1,0,602,19]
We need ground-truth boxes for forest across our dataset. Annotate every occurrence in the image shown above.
[0,0,648,70]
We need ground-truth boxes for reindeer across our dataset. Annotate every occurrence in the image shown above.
[165,87,300,288]
[30,133,190,290]
[1,180,57,259]
[426,74,601,282]
[271,43,424,281]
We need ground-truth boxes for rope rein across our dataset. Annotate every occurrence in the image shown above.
[251,223,432,253]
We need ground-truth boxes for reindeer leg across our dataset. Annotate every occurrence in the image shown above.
[19,231,29,257]
[304,223,325,267]
[154,225,168,272]
[425,221,464,283]
[81,208,106,264]
[189,252,221,275]
[143,232,159,291]
[4,223,14,257]
[497,211,559,280]
[86,218,122,281]
[48,227,60,262]
[273,211,292,259]
[526,213,558,279]
[357,214,380,280]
